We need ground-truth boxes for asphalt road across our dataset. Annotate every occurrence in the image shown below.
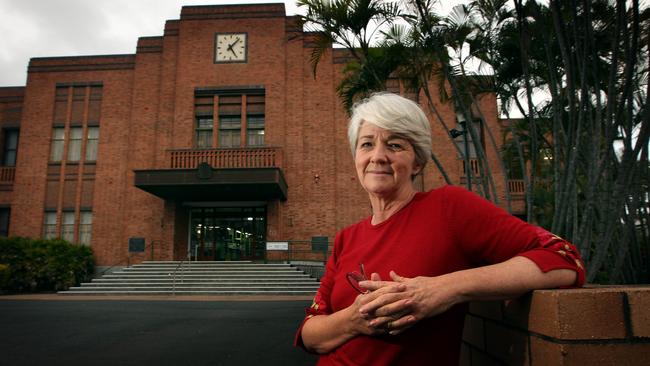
[0,298,319,366]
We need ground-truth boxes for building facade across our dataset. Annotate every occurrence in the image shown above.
[0,4,521,267]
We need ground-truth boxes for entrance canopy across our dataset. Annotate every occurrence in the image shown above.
[134,167,287,201]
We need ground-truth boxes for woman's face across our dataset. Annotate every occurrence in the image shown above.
[354,123,421,197]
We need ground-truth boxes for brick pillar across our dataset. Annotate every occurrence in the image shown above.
[461,286,650,365]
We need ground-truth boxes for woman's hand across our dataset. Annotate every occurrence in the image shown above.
[301,272,411,353]
[347,272,409,337]
[358,271,460,335]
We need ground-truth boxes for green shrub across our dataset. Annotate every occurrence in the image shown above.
[0,237,94,293]
[0,263,9,293]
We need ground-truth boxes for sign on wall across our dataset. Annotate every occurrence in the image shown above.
[266,241,289,251]
[311,236,329,252]
[128,237,146,252]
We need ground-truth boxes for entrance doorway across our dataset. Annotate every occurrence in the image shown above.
[189,207,266,261]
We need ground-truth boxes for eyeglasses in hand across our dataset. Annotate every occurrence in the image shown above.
[346,263,369,294]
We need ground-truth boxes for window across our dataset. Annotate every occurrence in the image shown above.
[50,128,65,162]
[195,90,265,148]
[219,95,242,148]
[67,127,83,162]
[246,95,265,146]
[43,212,57,239]
[79,211,92,246]
[42,210,93,244]
[50,84,102,164]
[86,127,99,161]
[219,116,241,147]
[2,130,19,166]
[50,127,99,163]
[194,96,214,148]
[247,119,265,146]
[61,211,75,242]
[0,207,9,237]
[196,117,213,148]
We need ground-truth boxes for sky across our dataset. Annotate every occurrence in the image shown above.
[0,0,306,87]
[0,0,466,87]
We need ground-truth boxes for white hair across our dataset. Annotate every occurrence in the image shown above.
[348,92,432,170]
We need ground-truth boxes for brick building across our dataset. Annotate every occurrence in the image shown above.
[0,3,519,267]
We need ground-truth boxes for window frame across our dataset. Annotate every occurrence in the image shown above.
[43,211,58,239]
[61,211,75,242]
[2,129,19,167]
[85,127,99,162]
[67,127,83,163]
[78,210,92,246]
[195,116,214,149]
[50,127,66,163]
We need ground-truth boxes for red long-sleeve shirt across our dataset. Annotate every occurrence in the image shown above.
[296,186,585,365]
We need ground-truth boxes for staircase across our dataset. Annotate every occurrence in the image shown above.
[59,261,320,296]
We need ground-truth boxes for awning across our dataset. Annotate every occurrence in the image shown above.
[134,167,287,201]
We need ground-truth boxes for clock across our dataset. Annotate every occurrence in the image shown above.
[215,33,247,63]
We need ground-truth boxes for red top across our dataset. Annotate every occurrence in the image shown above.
[296,186,585,366]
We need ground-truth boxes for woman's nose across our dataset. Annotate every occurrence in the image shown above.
[369,143,388,163]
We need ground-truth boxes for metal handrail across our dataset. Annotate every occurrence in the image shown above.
[98,240,158,277]
[171,252,191,296]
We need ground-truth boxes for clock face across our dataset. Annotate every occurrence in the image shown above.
[215,33,247,63]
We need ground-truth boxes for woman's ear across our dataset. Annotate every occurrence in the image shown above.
[412,162,422,177]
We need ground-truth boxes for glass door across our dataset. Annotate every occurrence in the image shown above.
[189,207,266,261]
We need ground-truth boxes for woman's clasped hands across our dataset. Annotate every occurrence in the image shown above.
[353,271,459,336]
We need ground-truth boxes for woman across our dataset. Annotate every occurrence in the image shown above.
[295,93,585,365]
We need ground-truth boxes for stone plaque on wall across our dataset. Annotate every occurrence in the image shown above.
[128,237,145,252]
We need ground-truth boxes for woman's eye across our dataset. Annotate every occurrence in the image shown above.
[359,142,372,148]
[388,143,404,150]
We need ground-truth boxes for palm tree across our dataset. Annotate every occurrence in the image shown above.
[298,0,460,184]
[482,0,649,283]
[296,0,650,283]
[299,0,513,198]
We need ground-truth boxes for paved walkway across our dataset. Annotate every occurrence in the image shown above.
[1,293,315,301]
[0,294,318,366]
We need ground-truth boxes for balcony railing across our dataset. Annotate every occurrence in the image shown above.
[168,147,283,169]
[0,167,15,183]
[508,179,526,196]
[460,158,481,177]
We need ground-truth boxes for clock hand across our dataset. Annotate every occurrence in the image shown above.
[228,39,241,57]
[224,43,236,58]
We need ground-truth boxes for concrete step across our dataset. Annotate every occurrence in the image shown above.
[100,272,312,281]
[139,261,254,264]
[59,261,320,296]
[60,290,318,295]
[130,262,296,269]
[108,272,306,277]
[132,263,288,270]
[79,282,319,287]
[91,277,317,283]
[68,285,319,291]
[119,268,301,273]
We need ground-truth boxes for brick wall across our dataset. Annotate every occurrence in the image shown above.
[461,286,650,365]
[2,3,524,266]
